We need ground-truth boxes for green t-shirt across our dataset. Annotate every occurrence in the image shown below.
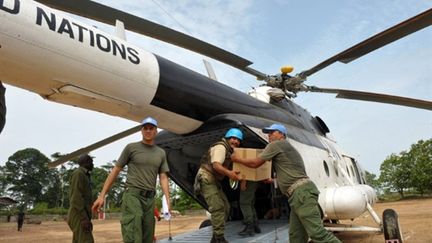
[259,140,307,194]
[116,141,169,191]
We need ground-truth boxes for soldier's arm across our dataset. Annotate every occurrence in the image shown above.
[231,155,265,168]
[213,162,240,180]
[159,172,171,211]
[210,145,240,180]
[92,165,122,212]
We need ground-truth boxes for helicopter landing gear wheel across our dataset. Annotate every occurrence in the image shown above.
[383,208,403,243]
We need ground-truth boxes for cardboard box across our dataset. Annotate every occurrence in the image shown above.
[233,148,271,181]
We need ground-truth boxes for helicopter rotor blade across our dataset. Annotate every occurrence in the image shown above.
[35,0,268,80]
[34,0,431,111]
[47,124,142,168]
[299,8,432,78]
[307,86,432,111]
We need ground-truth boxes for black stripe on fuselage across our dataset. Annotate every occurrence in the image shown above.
[151,55,314,132]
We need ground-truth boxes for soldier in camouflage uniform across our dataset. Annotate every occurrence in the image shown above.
[232,124,341,243]
[92,117,171,243]
[68,154,94,243]
[194,128,243,243]
[238,180,260,236]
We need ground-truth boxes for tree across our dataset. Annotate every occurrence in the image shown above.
[99,161,126,208]
[174,187,201,211]
[407,139,432,195]
[0,165,7,195]
[364,170,382,194]
[2,148,59,207]
[379,153,413,198]
[51,152,77,209]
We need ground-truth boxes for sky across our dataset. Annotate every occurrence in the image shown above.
[1,0,431,175]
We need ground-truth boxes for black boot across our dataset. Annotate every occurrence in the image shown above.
[237,223,247,234]
[254,222,261,234]
[211,234,228,243]
[238,224,255,237]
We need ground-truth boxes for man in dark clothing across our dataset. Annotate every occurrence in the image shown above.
[68,154,94,243]
[238,180,260,236]
[0,82,6,134]
[17,211,24,231]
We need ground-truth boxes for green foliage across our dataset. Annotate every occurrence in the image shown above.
[172,187,201,211]
[29,202,49,214]
[379,153,412,197]
[407,139,432,195]
[91,167,109,201]
[51,152,78,209]
[1,148,59,207]
[100,161,126,208]
[29,203,68,215]
[155,181,201,212]
[364,170,382,193]
[379,139,432,197]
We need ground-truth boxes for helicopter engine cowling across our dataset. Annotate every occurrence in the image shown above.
[319,185,376,220]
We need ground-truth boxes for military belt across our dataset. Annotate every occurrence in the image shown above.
[125,187,156,198]
[287,178,311,197]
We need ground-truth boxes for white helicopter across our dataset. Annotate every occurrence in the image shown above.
[1,0,431,242]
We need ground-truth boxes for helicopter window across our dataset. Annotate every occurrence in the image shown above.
[323,161,330,177]
[314,116,330,134]
[350,165,356,180]
[349,158,363,184]
[333,162,339,177]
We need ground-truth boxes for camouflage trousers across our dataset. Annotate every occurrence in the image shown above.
[196,168,230,236]
[121,188,155,243]
[239,180,258,224]
[287,181,341,243]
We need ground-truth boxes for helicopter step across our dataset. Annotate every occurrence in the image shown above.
[383,209,403,243]
[158,218,289,243]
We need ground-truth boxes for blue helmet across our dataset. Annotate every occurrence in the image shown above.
[224,128,243,141]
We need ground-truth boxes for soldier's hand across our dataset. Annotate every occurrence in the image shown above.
[228,170,241,181]
[81,218,92,233]
[92,197,104,213]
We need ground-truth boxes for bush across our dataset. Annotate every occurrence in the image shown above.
[29,203,68,215]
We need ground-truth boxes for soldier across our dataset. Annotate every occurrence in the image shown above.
[68,154,94,243]
[238,180,261,236]
[194,128,243,243]
[17,211,24,232]
[92,117,171,243]
[232,124,341,243]
[0,82,6,134]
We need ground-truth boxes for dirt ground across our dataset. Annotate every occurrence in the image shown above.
[0,198,431,242]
